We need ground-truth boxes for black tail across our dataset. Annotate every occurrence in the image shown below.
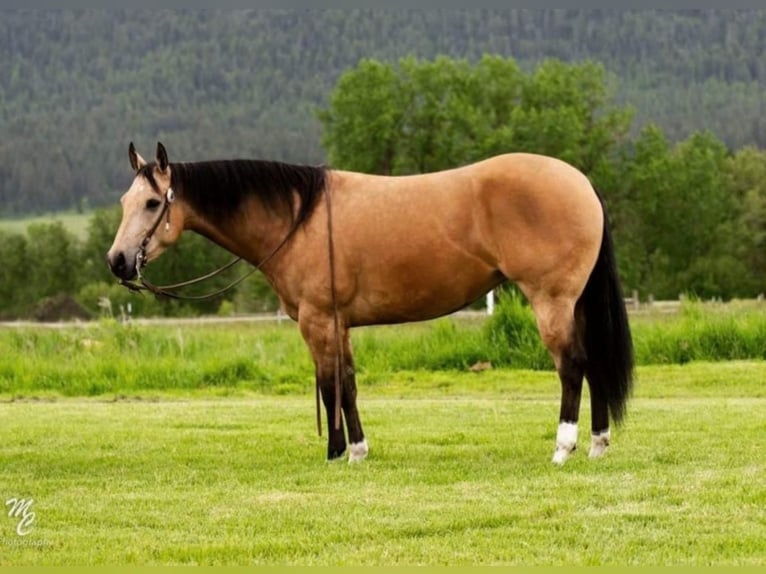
[579,197,634,425]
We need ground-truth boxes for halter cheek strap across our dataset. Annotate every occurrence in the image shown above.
[132,187,174,277]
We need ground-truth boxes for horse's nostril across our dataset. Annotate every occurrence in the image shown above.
[107,251,126,276]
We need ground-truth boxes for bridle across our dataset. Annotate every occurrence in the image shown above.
[118,186,292,301]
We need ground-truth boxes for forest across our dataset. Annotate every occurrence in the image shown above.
[1,10,765,319]
[2,10,766,213]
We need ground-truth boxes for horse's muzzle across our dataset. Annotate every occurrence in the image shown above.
[106,250,138,281]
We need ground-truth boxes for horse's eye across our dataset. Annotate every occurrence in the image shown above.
[146,198,161,210]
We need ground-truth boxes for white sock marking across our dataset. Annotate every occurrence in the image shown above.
[552,421,578,465]
[348,439,368,463]
[589,429,611,458]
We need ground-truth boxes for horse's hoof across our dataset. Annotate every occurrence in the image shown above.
[348,439,368,463]
[327,447,346,462]
[552,444,576,465]
[589,430,611,458]
[552,421,578,465]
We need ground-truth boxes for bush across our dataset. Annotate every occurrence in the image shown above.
[632,299,766,364]
[484,291,551,370]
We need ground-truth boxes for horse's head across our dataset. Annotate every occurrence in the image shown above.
[107,142,185,281]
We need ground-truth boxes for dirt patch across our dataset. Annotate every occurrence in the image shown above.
[33,294,92,322]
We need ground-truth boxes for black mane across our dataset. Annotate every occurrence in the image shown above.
[141,159,328,227]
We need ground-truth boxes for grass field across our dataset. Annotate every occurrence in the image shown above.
[1,360,764,565]
[0,309,765,565]
[0,212,91,240]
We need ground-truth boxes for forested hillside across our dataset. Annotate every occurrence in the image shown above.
[2,9,766,214]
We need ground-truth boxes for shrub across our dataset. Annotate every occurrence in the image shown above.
[484,291,551,370]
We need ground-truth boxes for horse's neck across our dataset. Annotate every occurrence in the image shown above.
[184,200,295,270]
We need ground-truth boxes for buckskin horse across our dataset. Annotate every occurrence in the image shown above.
[107,142,633,465]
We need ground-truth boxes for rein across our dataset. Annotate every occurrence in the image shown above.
[324,183,343,436]
[120,184,342,439]
[119,187,293,301]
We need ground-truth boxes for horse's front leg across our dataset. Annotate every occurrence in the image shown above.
[341,340,367,463]
[299,308,367,462]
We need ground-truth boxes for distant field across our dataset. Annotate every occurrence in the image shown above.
[0,212,92,240]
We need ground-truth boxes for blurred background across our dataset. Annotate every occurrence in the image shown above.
[1,10,765,319]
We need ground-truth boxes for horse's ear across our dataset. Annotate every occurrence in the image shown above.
[129,142,147,172]
[156,142,169,173]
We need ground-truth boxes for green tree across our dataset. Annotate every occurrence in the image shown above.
[82,205,122,285]
[319,58,406,174]
[0,231,31,318]
[724,147,766,291]
[26,222,83,301]
[319,55,633,179]
[622,126,745,299]
[485,59,633,175]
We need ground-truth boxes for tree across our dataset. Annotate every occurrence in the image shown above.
[318,55,633,179]
[484,59,634,175]
[620,125,748,299]
[725,147,766,291]
[26,222,83,301]
[0,231,31,318]
[318,58,406,174]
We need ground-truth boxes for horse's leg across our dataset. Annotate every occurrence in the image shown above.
[589,392,611,458]
[341,332,368,463]
[299,309,347,460]
[574,302,611,459]
[529,294,586,465]
[299,308,367,462]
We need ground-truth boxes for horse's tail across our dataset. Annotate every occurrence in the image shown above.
[579,194,634,425]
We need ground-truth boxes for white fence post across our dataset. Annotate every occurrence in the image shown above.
[486,290,495,315]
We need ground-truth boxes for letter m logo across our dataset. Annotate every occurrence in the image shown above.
[6,497,36,536]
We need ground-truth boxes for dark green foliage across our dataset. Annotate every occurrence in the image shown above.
[0,206,280,319]
[3,10,766,314]
[320,55,632,176]
[3,10,766,215]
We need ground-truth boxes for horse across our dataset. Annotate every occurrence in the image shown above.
[107,142,634,465]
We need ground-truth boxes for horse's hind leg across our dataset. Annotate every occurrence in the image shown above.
[589,391,610,458]
[528,294,586,464]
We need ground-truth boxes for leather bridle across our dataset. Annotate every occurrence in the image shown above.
[118,186,291,300]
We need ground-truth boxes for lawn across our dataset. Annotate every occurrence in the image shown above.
[1,361,764,565]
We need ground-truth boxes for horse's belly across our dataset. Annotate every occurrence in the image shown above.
[349,257,503,326]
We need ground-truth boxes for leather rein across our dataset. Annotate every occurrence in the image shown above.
[119,186,294,301]
[118,184,343,437]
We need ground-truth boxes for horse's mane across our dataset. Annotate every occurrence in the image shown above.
[139,160,327,226]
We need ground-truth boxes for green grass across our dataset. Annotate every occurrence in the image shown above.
[2,300,766,398]
[0,361,764,565]
[0,211,92,240]
[0,311,764,565]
